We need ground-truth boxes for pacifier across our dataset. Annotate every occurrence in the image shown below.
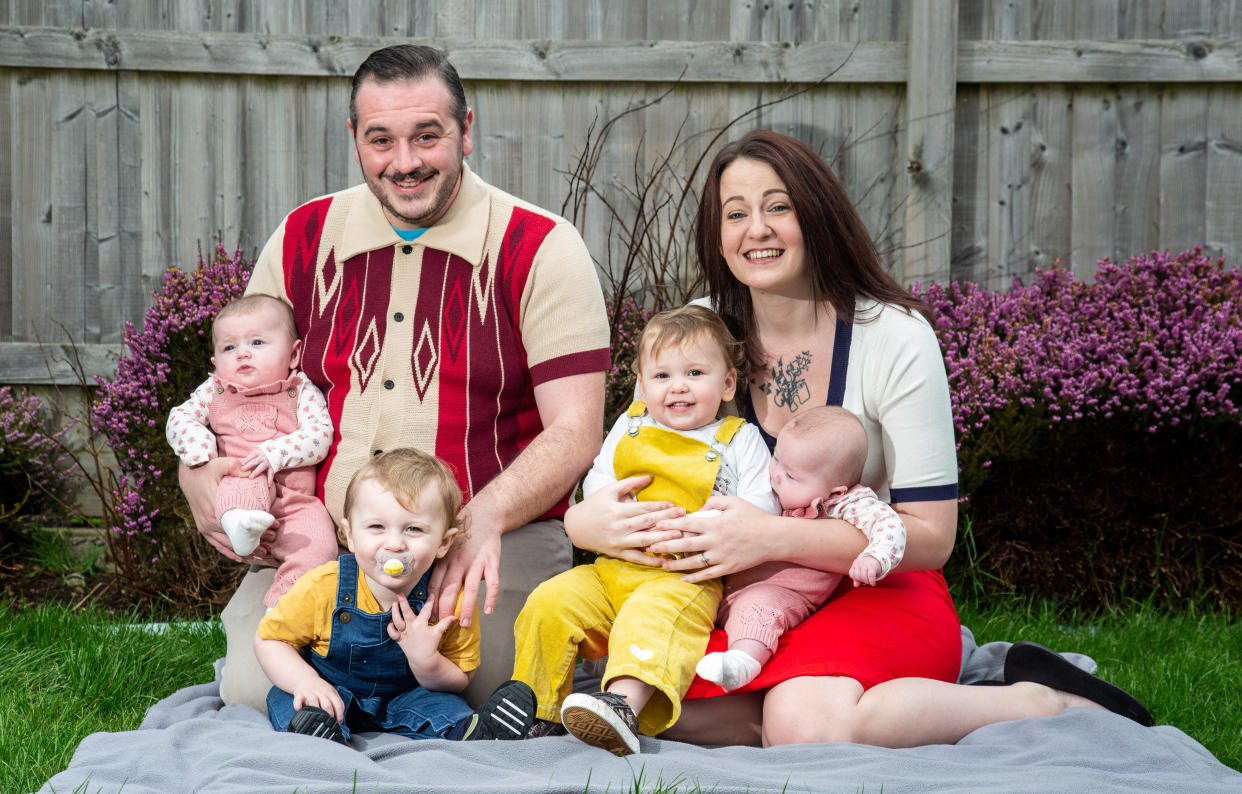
[377,552,413,578]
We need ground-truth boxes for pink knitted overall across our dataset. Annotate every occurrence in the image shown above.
[210,376,338,606]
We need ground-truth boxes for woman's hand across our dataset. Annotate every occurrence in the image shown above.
[564,475,685,566]
[647,494,778,583]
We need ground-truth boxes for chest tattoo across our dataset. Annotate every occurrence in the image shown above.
[757,351,813,411]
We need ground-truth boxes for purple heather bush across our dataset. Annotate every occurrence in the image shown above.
[915,248,1242,607]
[92,243,252,601]
[0,386,76,527]
[917,248,1242,496]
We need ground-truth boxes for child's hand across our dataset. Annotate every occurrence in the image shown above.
[241,449,275,483]
[388,597,454,670]
[293,677,345,722]
[849,555,883,587]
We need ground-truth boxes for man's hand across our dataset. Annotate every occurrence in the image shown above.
[178,457,248,555]
[423,372,604,627]
[427,513,501,627]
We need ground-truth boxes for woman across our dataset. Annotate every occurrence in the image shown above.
[565,129,1151,748]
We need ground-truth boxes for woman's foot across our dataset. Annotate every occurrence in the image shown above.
[1003,641,1154,726]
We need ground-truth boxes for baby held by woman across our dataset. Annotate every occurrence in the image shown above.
[696,405,908,691]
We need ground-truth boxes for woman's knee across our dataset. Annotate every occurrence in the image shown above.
[762,709,862,745]
[761,676,865,746]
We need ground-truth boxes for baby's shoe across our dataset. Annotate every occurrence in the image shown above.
[561,691,641,756]
[460,680,538,740]
[287,705,346,744]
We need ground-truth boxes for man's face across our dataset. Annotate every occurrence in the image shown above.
[349,75,474,230]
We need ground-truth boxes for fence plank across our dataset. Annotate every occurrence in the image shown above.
[1113,87,1161,261]
[902,0,957,287]
[11,72,62,340]
[985,87,1035,290]
[172,76,215,279]
[5,26,1240,83]
[1158,85,1209,253]
[1070,87,1118,279]
[1028,85,1071,274]
[957,38,1240,81]
[949,85,988,284]
[135,74,176,301]
[1205,83,1242,266]
[0,342,121,383]
[0,70,11,340]
[85,72,116,342]
[112,72,143,343]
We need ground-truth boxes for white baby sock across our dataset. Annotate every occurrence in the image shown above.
[695,648,763,691]
[220,509,274,556]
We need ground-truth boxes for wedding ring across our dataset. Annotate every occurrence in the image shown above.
[699,553,710,567]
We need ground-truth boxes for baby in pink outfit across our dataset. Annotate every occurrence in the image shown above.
[167,295,338,606]
[696,405,907,691]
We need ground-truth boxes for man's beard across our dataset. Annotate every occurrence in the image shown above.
[362,143,463,229]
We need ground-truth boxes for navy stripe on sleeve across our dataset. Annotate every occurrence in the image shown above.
[889,483,959,503]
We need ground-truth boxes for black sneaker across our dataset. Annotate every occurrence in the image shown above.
[287,705,347,744]
[461,680,538,740]
[560,691,641,756]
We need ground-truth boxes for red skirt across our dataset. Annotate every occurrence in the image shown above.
[684,569,961,698]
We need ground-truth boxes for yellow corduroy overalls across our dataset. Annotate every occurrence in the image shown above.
[513,401,744,735]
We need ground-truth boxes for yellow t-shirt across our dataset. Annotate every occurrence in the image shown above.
[257,560,481,673]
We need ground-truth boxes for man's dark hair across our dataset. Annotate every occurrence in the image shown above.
[349,45,468,131]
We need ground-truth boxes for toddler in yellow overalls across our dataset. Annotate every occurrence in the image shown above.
[512,305,780,755]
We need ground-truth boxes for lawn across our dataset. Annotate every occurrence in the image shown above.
[2,603,225,793]
[5,595,1238,794]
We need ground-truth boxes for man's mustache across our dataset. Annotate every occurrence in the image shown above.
[386,168,436,182]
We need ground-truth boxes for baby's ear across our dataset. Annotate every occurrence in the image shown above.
[436,525,460,558]
[337,518,352,550]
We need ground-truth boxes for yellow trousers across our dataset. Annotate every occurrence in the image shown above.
[513,556,722,735]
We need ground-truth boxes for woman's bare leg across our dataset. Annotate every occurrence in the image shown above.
[661,690,764,746]
[762,675,1101,748]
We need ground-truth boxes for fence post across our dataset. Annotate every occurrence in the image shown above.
[902,0,958,287]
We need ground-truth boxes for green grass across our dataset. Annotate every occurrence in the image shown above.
[5,597,1238,793]
[957,596,1242,772]
[1,601,225,793]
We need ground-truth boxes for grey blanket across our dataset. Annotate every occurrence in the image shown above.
[37,630,1242,794]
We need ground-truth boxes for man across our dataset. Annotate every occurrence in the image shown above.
[179,44,609,710]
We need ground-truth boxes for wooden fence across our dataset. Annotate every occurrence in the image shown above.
[2,0,1241,386]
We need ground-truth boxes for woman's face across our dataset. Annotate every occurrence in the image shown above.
[718,158,807,296]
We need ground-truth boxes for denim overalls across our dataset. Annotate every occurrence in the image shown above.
[267,554,474,740]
